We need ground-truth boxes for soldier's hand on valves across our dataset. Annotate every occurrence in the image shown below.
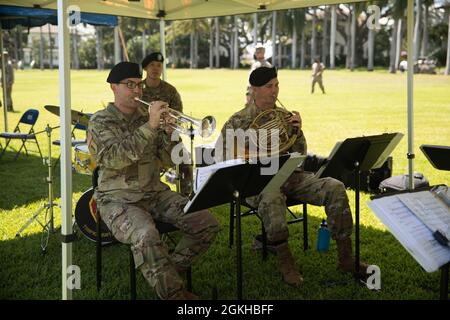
[163,114,176,135]
[148,101,169,130]
[288,111,302,130]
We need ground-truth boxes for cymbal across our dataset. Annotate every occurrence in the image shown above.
[44,105,91,127]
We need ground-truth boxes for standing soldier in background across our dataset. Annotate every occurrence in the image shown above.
[141,52,193,197]
[1,51,15,111]
[311,57,325,94]
[246,45,272,104]
[88,62,219,300]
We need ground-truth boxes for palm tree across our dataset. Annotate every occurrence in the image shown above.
[322,6,329,66]
[421,0,435,58]
[445,3,450,75]
[390,0,407,73]
[272,11,277,66]
[330,5,337,69]
[414,0,423,61]
[311,8,317,65]
[96,26,104,70]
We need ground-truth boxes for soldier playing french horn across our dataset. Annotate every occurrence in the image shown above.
[216,66,369,287]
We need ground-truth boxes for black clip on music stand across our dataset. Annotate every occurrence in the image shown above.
[317,132,404,281]
[420,144,450,300]
[184,154,293,300]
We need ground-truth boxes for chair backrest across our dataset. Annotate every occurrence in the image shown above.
[19,109,39,126]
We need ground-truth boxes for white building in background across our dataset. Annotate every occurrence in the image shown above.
[22,23,95,68]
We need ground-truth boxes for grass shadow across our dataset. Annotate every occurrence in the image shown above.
[1,202,444,300]
[0,149,92,210]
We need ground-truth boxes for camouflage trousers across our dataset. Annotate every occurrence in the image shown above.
[247,170,353,243]
[98,190,220,299]
[311,77,325,93]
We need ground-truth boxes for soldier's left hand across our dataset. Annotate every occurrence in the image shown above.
[163,114,176,135]
[288,111,302,130]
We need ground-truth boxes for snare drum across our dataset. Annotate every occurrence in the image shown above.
[74,144,96,175]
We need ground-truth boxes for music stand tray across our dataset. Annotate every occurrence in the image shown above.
[420,145,450,171]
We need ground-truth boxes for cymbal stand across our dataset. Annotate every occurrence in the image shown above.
[16,124,59,252]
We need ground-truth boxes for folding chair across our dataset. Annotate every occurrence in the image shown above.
[0,109,43,160]
[229,198,309,259]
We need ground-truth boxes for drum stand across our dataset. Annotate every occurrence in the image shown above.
[16,124,59,252]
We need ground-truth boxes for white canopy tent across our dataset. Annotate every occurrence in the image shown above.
[3,0,416,300]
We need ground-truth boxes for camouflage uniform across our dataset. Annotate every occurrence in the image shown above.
[88,103,219,299]
[141,80,193,197]
[311,62,325,94]
[217,102,353,243]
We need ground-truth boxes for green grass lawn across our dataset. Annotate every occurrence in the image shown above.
[0,69,449,300]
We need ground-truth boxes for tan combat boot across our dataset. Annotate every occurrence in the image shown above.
[275,242,303,287]
[336,237,369,279]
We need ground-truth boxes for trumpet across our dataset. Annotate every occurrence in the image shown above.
[134,97,216,138]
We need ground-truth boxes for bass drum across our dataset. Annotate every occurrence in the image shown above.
[74,188,116,245]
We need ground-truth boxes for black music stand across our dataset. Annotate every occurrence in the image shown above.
[184,154,299,299]
[420,144,450,300]
[420,145,450,171]
[317,132,403,279]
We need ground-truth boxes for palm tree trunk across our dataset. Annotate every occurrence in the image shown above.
[39,26,44,70]
[278,38,282,67]
[368,28,374,71]
[413,0,422,61]
[395,18,403,70]
[72,29,79,69]
[292,13,298,69]
[190,30,194,69]
[215,17,220,68]
[389,19,398,73]
[345,9,351,69]
[253,13,258,46]
[272,11,277,67]
[322,7,328,66]
[114,26,121,64]
[234,16,239,69]
[171,22,177,68]
[445,9,450,75]
[209,19,214,68]
[300,28,305,69]
[420,4,428,58]
[311,10,317,65]
[142,29,146,60]
[330,5,336,69]
[48,24,53,69]
[350,5,356,70]
[96,26,104,70]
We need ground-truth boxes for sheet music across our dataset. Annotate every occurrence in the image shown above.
[194,158,245,193]
[397,191,450,241]
[368,194,450,273]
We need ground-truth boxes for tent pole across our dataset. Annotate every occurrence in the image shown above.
[58,0,73,300]
[0,25,8,131]
[407,0,414,190]
[160,18,166,81]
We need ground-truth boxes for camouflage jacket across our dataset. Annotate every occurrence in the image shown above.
[216,102,307,160]
[141,79,183,112]
[88,103,178,203]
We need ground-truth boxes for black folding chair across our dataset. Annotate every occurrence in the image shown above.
[0,109,42,160]
[229,198,309,259]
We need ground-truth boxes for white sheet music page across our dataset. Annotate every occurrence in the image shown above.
[368,194,450,273]
[194,158,245,194]
[397,191,450,243]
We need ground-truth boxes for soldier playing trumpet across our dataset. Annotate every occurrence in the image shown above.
[88,62,219,300]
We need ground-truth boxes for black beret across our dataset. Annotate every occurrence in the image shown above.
[142,52,164,68]
[107,62,142,83]
[249,67,277,87]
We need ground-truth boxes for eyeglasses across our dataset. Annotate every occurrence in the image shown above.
[118,81,144,90]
